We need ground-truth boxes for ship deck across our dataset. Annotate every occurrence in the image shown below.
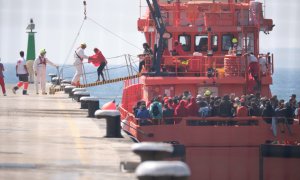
[0,84,138,180]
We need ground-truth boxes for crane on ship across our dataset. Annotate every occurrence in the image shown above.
[144,0,170,76]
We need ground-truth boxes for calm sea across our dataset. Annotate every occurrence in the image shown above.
[2,63,299,105]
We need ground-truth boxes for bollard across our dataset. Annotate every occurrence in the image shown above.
[48,73,57,82]
[51,76,62,85]
[87,99,100,117]
[79,96,98,109]
[64,85,76,94]
[73,91,90,102]
[95,110,122,137]
[135,161,191,180]
[69,88,86,98]
[131,142,173,162]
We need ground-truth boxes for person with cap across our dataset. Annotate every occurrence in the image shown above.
[88,48,107,82]
[72,43,89,86]
[0,58,6,96]
[228,37,242,55]
[12,51,29,95]
[33,49,58,95]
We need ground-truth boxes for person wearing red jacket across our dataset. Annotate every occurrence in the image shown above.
[248,52,260,91]
[175,100,188,117]
[236,101,249,117]
[172,41,186,56]
[186,97,199,116]
[88,48,107,82]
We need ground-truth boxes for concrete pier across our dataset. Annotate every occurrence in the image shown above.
[0,84,139,180]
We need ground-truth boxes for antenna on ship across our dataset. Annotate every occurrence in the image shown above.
[26,18,36,84]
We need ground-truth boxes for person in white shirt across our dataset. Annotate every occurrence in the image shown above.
[33,49,58,95]
[71,43,89,86]
[12,51,29,95]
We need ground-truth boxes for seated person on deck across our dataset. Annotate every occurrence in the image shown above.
[171,41,186,56]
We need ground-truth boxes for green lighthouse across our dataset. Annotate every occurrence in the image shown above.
[26,18,36,83]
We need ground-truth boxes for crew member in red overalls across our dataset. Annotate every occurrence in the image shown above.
[12,51,29,95]
[88,48,107,82]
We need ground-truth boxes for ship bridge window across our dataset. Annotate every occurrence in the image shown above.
[195,35,218,52]
[178,34,191,52]
[222,34,234,51]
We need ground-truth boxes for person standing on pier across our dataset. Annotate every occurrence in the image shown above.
[0,58,6,96]
[33,49,58,95]
[71,43,89,86]
[12,51,29,95]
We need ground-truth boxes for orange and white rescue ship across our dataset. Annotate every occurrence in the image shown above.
[119,0,300,180]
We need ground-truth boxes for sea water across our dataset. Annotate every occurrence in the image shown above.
[2,63,300,106]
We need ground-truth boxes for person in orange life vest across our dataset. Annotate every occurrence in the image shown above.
[72,43,89,86]
[0,58,6,96]
[172,41,186,56]
[12,51,29,95]
[33,49,58,95]
[88,48,107,82]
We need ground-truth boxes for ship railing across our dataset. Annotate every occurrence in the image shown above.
[159,116,262,127]
[119,106,154,138]
[157,1,253,27]
[141,115,295,127]
[145,54,248,78]
[124,115,262,127]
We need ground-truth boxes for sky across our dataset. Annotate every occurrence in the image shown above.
[0,0,300,68]
[0,0,145,65]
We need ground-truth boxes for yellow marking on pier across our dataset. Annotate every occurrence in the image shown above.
[57,102,89,164]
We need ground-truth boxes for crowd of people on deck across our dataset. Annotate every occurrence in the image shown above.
[0,43,107,96]
[133,91,300,125]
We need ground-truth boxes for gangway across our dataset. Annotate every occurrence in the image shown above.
[49,74,140,94]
